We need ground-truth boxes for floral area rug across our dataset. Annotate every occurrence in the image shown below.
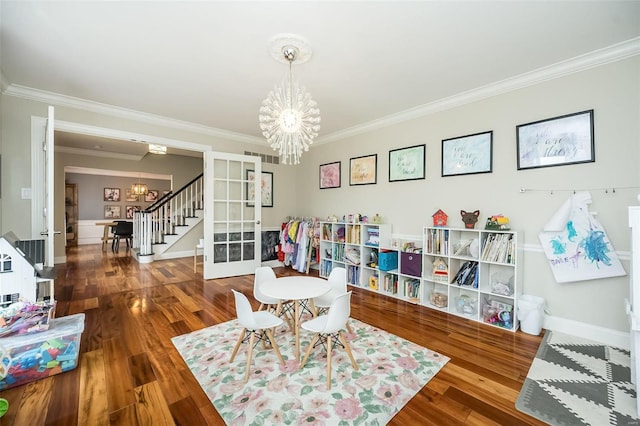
[171,317,449,425]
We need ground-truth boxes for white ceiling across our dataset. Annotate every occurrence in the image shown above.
[1,1,639,156]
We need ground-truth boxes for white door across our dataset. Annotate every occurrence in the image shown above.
[43,106,55,266]
[203,152,261,279]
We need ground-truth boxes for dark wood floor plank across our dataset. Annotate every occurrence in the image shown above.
[168,395,209,426]
[129,352,156,388]
[0,244,545,425]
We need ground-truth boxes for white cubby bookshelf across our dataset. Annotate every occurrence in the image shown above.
[421,226,522,332]
[320,221,426,305]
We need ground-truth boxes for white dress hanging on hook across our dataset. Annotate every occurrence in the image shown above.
[539,191,626,283]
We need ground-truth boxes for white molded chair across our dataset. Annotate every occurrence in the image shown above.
[313,267,353,333]
[230,289,285,383]
[253,266,279,311]
[253,266,294,329]
[299,291,359,389]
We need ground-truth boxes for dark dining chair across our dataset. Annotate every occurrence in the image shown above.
[112,221,133,252]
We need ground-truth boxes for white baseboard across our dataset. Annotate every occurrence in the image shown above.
[54,255,66,264]
[153,249,195,261]
[544,314,630,350]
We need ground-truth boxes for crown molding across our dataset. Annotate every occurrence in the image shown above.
[316,36,640,144]
[3,37,639,146]
[56,145,144,161]
[3,84,265,145]
[63,166,171,180]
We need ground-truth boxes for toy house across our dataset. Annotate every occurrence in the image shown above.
[432,257,449,283]
[432,209,448,227]
[0,232,55,306]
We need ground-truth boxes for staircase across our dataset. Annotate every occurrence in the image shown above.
[133,173,203,263]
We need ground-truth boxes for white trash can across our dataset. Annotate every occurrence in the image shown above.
[518,295,546,335]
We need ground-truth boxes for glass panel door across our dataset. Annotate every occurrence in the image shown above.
[203,152,261,278]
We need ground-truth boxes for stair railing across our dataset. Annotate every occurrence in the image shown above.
[134,173,204,256]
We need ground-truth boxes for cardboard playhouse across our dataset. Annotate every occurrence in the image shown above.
[0,232,85,390]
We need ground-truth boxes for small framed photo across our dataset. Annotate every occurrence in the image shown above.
[126,205,141,219]
[319,161,341,189]
[517,109,594,170]
[246,170,274,207]
[104,187,120,202]
[389,144,425,182]
[125,189,139,202]
[349,154,377,186]
[145,190,159,202]
[442,131,493,177]
[104,205,121,219]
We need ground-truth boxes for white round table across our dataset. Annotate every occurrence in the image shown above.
[261,276,330,361]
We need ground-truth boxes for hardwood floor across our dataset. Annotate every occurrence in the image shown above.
[0,244,545,425]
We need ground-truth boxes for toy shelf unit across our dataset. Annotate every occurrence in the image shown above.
[421,226,522,332]
[319,221,393,289]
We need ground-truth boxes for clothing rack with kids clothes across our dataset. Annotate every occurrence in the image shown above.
[280,217,320,273]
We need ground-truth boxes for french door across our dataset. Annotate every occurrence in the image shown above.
[203,152,261,279]
[31,106,56,266]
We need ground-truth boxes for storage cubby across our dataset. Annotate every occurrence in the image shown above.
[381,272,398,296]
[422,226,522,332]
[319,222,522,332]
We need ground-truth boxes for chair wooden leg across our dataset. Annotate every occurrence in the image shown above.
[258,303,265,311]
[244,332,256,383]
[346,320,354,334]
[339,331,359,370]
[309,298,318,317]
[230,329,245,362]
[300,333,320,369]
[265,329,285,365]
[327,334,333,390]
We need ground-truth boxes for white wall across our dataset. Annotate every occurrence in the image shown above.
[0,96,297,240]
[296,57,640,335]
[1,55,638,340]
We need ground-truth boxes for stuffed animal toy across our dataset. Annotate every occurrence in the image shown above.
[460,210,480,229]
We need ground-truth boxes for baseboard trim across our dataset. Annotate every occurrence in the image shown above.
[262,260,284,268]
[543,314,629,350]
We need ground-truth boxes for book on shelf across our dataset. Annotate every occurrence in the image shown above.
[481,233,514,263]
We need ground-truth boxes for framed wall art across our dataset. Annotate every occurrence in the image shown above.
[125,189,139,202]
[145,190,159,202]
[319,161,341,189]
[126,205,141,219]
[104,205,121,219]
[516,109,594,170]
[389,144,425,182]
[246,170,274,207]
[104,187,120,202]
[349,154,377,186]
[442,131,493,177]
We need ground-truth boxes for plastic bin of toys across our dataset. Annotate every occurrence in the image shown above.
[0,313,84,390]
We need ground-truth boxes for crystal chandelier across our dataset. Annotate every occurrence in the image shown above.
[259,36,320,165]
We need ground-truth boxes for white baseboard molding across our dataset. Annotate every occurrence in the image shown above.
[54,255,67,264]
[262,259,284,268]
[78,237,102,245]
[153,250,195,261]
[544,314,630,350]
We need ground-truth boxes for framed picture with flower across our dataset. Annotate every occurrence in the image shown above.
[319,161,341,189]
[246,170,274,207]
